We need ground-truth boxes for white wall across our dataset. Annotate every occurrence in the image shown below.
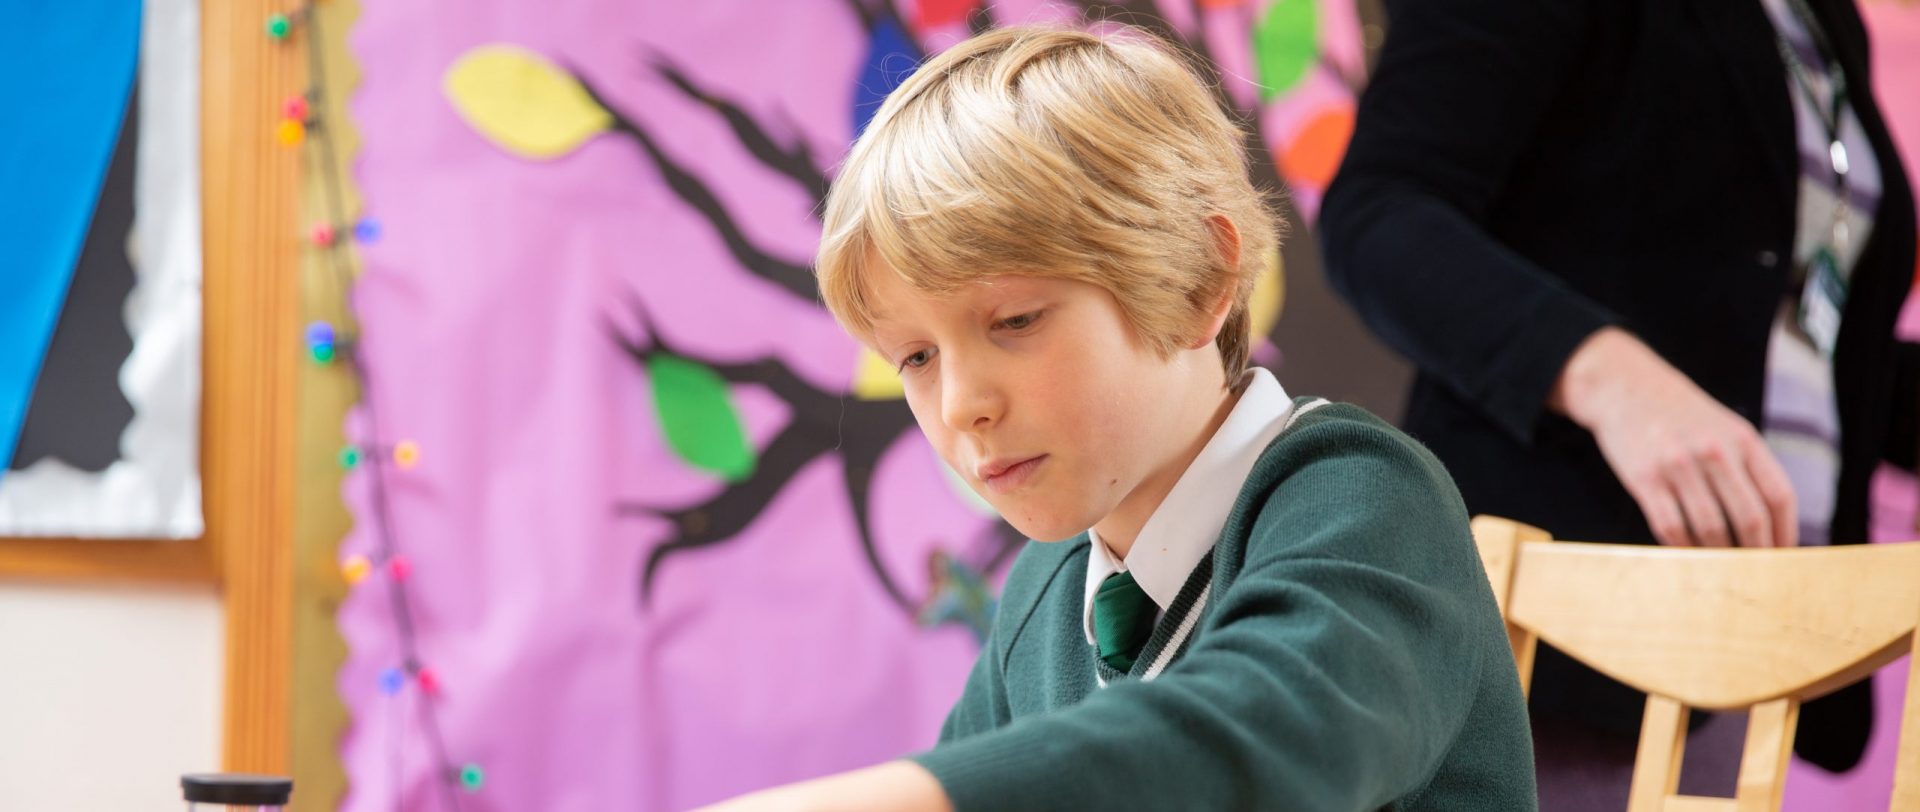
[0,580,223,811]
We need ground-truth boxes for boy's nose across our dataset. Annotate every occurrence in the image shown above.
[939,362,1003,433]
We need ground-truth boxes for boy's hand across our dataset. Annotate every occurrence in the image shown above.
[1552,327,1798,548]
[691,761,952,812]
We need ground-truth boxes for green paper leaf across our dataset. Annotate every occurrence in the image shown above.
[1253,0,1319,102]
[647,354,755,482]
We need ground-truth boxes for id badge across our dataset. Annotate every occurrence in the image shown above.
[1797,246,1847,358]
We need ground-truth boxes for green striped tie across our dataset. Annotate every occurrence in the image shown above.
[1094,571,1156,672]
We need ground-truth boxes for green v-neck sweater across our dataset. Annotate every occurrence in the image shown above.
[912,399,1537,811]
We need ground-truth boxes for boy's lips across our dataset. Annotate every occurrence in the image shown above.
[978,455,1046,494]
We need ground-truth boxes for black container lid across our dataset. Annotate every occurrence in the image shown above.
[181,773,293,805]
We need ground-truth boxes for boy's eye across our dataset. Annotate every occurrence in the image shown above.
[897,348,935,372]
[996,311,1042,331]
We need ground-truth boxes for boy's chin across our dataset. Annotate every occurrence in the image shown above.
[998,512,1092,544]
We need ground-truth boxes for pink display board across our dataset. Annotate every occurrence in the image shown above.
[337,2,1360,809]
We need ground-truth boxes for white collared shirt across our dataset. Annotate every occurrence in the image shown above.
[1082,367,1296,645]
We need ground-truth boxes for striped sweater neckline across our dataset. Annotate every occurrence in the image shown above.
[1094,548,1216,685]
[1088,396,1330,685]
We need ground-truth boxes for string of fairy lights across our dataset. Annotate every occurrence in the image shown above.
[269,5,481,809]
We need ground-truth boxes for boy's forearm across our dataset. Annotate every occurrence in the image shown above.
[693,761,952,812]
[798,761,952,812]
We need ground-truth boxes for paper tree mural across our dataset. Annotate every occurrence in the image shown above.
[441,0,1345,626]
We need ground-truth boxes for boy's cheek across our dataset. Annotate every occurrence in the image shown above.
[897,399,937,444]
[919,433,972,492]
[899,388,938,434]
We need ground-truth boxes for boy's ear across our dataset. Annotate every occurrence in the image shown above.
[1187,214,1241,349]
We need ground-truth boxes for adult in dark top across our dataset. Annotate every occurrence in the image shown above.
[1319,0,1919,804]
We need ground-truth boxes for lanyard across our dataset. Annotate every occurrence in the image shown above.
[1772,0,1854,252]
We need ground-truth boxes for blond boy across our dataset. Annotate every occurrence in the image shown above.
[701,24,1536,812]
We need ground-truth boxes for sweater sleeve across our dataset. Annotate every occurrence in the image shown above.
[1318,0,1618,443]
[935,539,1081,744]
[911,422,1518,811]
[937,622,1010,744]
[1887,341,1920,471]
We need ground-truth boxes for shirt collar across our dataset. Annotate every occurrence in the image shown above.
[1082,367,1294,644]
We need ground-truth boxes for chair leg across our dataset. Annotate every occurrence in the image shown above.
[1892,636,1920,812]
[1733,698,1797,812]
[1628,695,1690,812]
[1512,629,1537,698]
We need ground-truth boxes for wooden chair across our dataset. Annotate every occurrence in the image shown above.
[1469,515,1920,811]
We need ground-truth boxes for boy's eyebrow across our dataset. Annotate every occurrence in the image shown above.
[867,279,1040,334]
[866,311,904,336]
[865,312,904,343]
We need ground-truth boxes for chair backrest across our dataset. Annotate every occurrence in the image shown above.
[1469,515,1920,812]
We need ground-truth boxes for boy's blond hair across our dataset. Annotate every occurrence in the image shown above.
[815,24,1284,382]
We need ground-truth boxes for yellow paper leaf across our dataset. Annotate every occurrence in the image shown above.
[852,347,905,400]
[1250,245,1285,342]
[444,44,613,159]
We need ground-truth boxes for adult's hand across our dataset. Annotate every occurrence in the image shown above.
[1551,327,1798,548]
